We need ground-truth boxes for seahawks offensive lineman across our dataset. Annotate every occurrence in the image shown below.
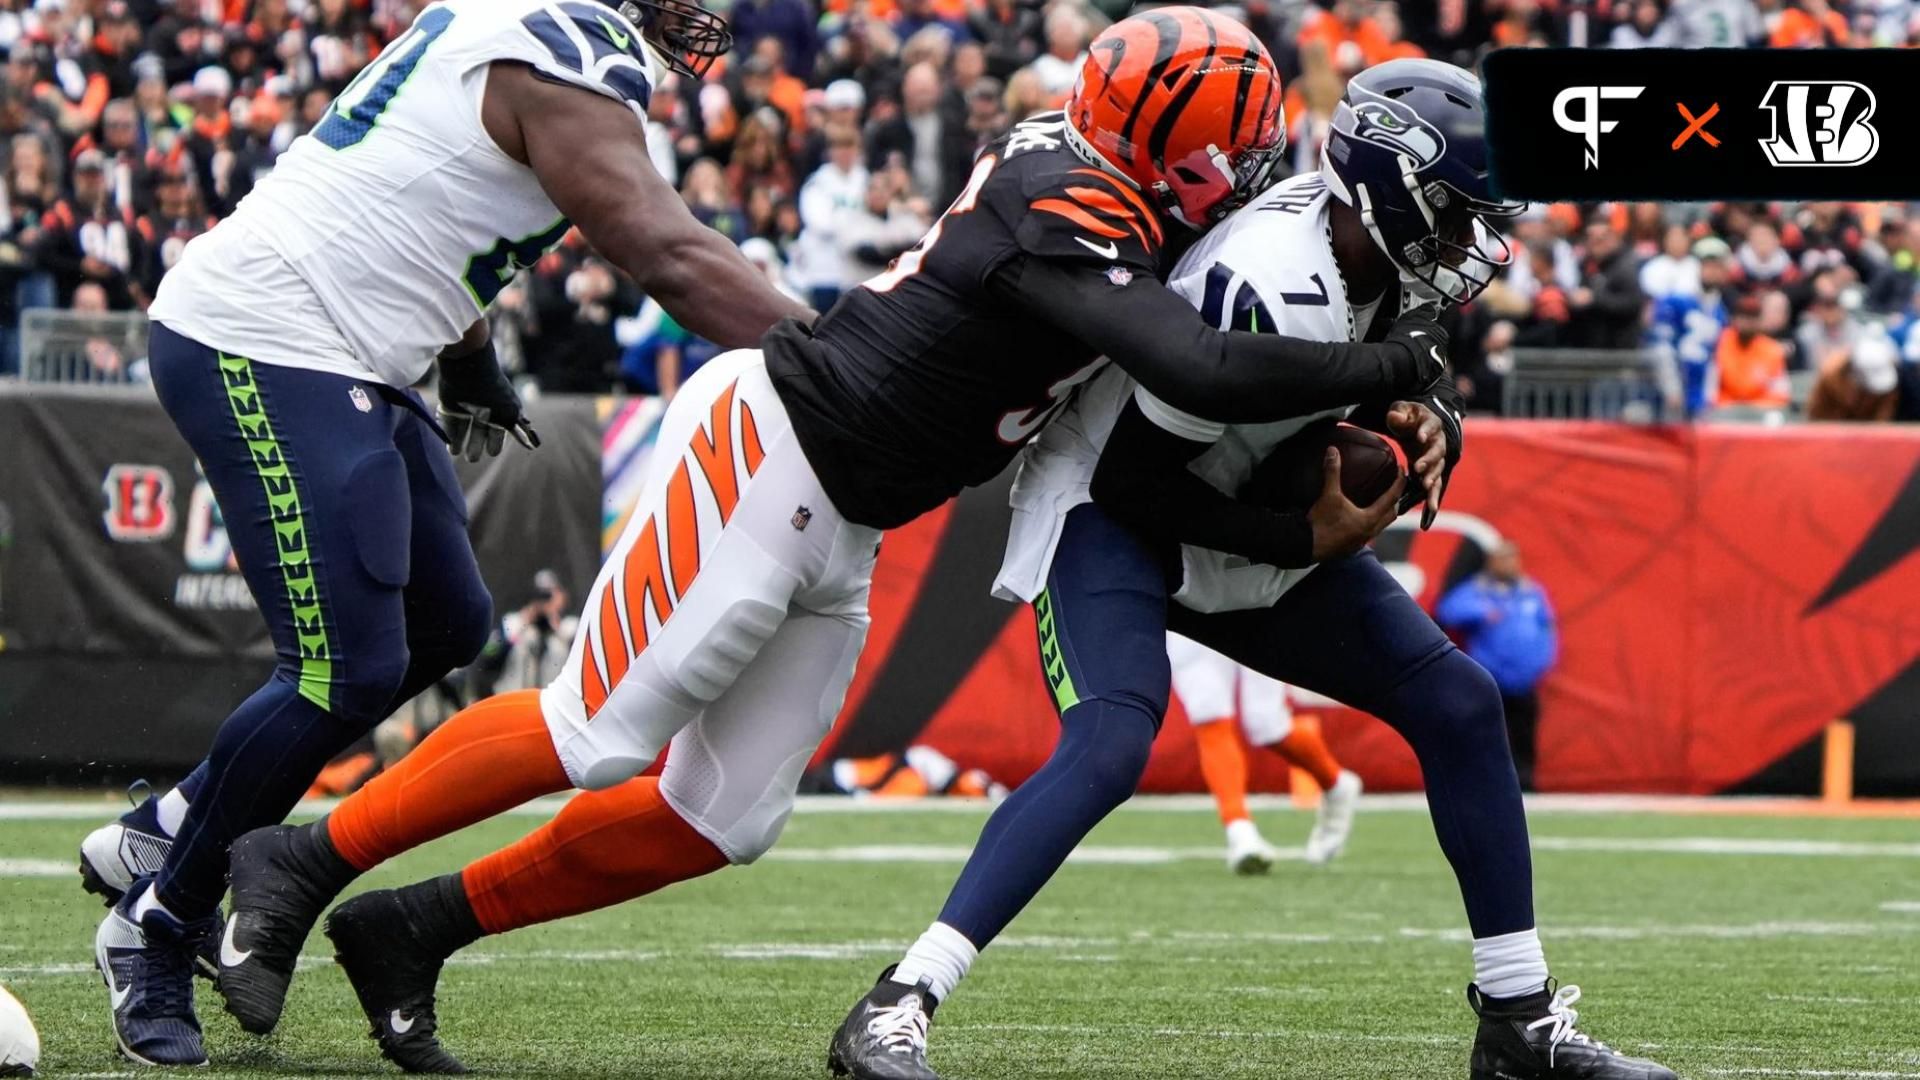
[88,0,812,1065]
[831,60,1677,1080]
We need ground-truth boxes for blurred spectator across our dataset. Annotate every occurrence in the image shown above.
[134,159,212,298]
[1866,218,1920,314]
[893,0,969,48]
[1437,541,1558,792]
[726,111,797,207]
[527,244,639,393]
[683,157,749,244]
[865,61,971,205]
[36,147,144,308]
[792,122,868,311]
[492,570,578,693]
[1793,201,1869,282]
[1648,235,1734,415]
[1771,0,1850,44]
[1640,224,1701,301]
[1002,65,1049,123]
[798,76,864,178]
[731,0,821,81]
[1029,4,1090,104]
[841,167,930,277]
[1667,0,1764,44]
[1795,273,1863,372]
[1808,327,1920,421]
[1713,292,1790,407]
[1610,0,1677,45]
[971,0,1039,79]
[1565,220,1645,349]
[1737,219,1804,298]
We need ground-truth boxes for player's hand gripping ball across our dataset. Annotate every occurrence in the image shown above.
[1241,420,1407,511]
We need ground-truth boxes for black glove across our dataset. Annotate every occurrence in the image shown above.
[1381,305,1451,397]
[437,340,539,462]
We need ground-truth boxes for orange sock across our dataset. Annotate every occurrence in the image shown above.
[461,777,729,934]
[326,690,571,872]
[1192,719,1251,827]
[1272,723,1344,791]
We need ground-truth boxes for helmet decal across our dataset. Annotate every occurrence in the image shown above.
[1349,99,1446,170]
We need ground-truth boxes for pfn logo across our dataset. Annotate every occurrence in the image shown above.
[1552,85,1645,170]
[1758,81,1879,167]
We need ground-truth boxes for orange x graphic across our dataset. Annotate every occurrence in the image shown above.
[1673,102,1721,150]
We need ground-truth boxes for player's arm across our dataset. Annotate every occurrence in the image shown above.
[1089,394,1401,568]
[992,255,1447,423]
[483,62,814,348]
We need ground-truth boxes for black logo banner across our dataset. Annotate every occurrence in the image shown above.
[1483,48,1916,201]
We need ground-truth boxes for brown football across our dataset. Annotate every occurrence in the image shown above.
[1240,420,1406,511]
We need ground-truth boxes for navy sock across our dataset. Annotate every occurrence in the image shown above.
[1379,649,1535,938]
[937,698,1157,949]
[154,675,367,918]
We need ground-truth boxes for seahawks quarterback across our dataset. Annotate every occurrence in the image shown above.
[86,0,812,1066]
[830,60,1677,1080]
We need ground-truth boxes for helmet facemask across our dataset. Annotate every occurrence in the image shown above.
[618,0,731,80]
[1348,162,1521,306]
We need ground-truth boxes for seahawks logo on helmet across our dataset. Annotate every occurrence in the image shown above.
[1349,99,1446,168]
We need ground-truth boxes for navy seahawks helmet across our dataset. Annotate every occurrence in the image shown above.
[1320,59,1525,306]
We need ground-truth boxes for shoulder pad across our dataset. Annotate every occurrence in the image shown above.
[1013,166,1164,273]
[513,0,656,111]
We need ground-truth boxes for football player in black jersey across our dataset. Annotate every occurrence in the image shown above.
[208,8,1459,1070]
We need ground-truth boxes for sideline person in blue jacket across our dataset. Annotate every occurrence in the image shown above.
[1437,542,1559,790]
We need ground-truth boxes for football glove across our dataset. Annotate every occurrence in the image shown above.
[1382,305,1451,396]
[437,341,539,462]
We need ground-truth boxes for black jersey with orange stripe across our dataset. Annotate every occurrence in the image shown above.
[763,112,1172,530]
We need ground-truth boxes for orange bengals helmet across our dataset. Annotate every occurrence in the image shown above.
[1066,6,1285,228]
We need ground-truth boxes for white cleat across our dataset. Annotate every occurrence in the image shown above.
[1304,771,1363,866]
[1224,818,1280,876]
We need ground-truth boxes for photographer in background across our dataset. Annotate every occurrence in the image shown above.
[489,570,578,694]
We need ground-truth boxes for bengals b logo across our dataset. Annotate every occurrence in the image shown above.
[1758,81,1879,167]
[102,465,176,542]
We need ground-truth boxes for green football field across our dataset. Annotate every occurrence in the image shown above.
[3,795,1918,1079]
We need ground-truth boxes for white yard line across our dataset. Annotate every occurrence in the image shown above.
[0,858,71,876]
[1,792,1912,821]
[1534,837,1920,858]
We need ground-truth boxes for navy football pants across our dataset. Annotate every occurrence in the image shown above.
[937,503,1533,950]
[145,323,492,917]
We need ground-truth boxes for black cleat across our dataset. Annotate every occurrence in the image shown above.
[828,966,941,1080]
[218,824,355,1035]
[326,888,468,1074]
[1470,982,1678,1080]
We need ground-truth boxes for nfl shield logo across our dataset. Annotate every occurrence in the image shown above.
[349,386,372,413]
[791,506,813,531]
[1106,266,1132,287]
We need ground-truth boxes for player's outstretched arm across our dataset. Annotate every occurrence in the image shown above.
[994,256,1447,424]
[1090,397,1401,568]
[483,63,815,348]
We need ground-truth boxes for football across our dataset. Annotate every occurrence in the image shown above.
[1241,420,1406,511]
[0,985,39,1077]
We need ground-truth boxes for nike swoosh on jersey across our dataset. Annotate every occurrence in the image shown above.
[1075,237,1120,260]
[597,15,632,51]
[220,916,252,968]
[389,1010,417,1035]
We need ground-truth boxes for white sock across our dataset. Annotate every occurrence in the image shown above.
[156,787,191,837]
[130,882,179,925]
[893,921,978,1003]
[1473,929,1548,1000]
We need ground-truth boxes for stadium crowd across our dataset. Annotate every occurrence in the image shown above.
[2,0,1919,418]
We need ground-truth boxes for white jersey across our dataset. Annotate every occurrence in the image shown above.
[149,0,660,387]
[993,172,1386,614]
